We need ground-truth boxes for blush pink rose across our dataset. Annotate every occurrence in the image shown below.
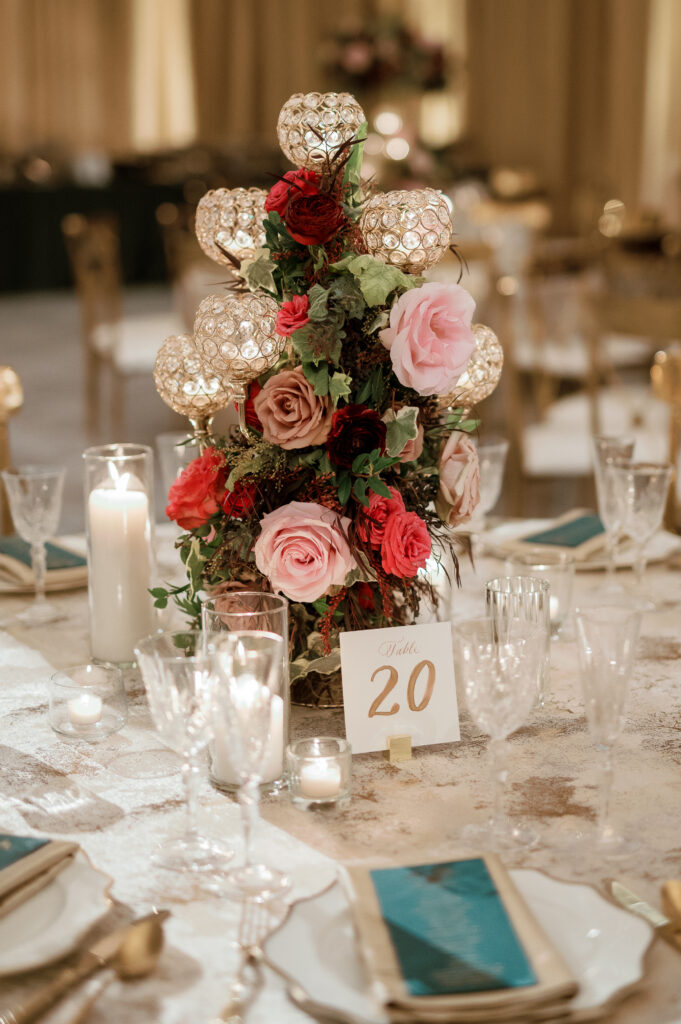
[397,423,424,463]
[357,486,405,548]
[253,366,333,450]
[381,510,431,578]
[379,281,476,396]
[436,432,481,527]
[253,500,356,603]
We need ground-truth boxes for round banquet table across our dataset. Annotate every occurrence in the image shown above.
[1,533,681,1023]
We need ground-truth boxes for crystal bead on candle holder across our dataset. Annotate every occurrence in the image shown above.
[361,188,452,274]
[193,293,286,391]
[277,92,365,169]
[438,324,504,411]
[287,737,352,809]
[195,187,267,266]
[49,663,127,742]
[153,334,232,440]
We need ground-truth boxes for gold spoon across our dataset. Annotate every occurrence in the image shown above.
[661,879,681,928]
[1,910,169,1024]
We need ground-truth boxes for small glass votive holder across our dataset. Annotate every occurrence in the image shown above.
[485,575,551,707]
[287,737,351,810]
[505,548,575,638]
[49,663,127,742]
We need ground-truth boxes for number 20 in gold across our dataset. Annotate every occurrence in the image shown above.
[368,660,436,717]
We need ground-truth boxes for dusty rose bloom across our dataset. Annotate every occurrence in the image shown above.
[436,432,481,527]
[253,367,333,450]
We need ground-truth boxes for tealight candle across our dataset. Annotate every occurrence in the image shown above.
[287,737,352,809]
[299,760,342,799]
[68,692,103,726]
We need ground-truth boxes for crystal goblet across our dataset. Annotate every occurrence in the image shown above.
[485,576,551,706]
[452,617,545,851]
[574,604,641,858]
[591,434,635,589]
[610,461,673,608]
[134,630,234,873]
[505,548,575,639]
[1,465,66,626]
[210,630,290,903]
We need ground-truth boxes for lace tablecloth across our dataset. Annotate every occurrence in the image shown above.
[1,538,681,1022]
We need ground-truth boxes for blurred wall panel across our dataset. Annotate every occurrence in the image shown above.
[466,0,651,232]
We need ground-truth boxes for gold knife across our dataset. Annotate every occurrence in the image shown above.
[611,881,681,953]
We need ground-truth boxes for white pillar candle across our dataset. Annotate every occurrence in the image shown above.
[549,595,560,624]
[299,759,342,799]
[87,479,154,664]
[211,694,285,786]
[68,692,103,725]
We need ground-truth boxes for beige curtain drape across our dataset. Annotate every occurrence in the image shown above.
[0,0,132,155]
[466,0,651,231]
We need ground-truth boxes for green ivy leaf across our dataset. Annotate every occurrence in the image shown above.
[290,323,343,366]
[302,360,329,396]
[367,476,392,498]
[353,477,369,506]
[330,254,417,306]
[307,283,330,321]
[329,275,366,320]
[328,371,352,407]
[238,248,277,293]
[337,473,352,505]
[383,406,419,457]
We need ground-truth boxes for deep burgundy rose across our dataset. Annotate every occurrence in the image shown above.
[276,294,310,337]
[221,479,257,519]
[326,404,387,469]
[265,169,320,216]
[284,192,346,246]
[355,582,375,610]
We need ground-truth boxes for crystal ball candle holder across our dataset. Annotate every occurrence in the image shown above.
[438,324,504,410]
[153,335,233,418]
[277,91,365,169]
[360,188,452,274]
[195,187,267,266]
[193,293,286,390]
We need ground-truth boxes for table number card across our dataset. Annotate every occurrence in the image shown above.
[340,621,460,755]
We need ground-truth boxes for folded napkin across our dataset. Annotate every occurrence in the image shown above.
[346,854,578,1023]
[484,509,607,563]
[0,835,79,918]
[0,538,87,587]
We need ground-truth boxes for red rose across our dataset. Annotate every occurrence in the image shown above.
[265,169,320,216]
[284,192,346,246]
[357,487,405,548]
[222,479,257,519]
[326,404,387,469]
[276,294,310,337]
[381,510,431,578]
[166,447,225,529]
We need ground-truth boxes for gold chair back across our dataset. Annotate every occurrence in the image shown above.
[0,366,23,535]
[651,344,681,531]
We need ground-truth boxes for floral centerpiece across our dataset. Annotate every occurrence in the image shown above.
[154,92,496,704]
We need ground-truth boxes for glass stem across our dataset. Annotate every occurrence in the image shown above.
[182,757,201,841]
[633,544,647,589]
[239,778,260,868]
[31,542,47,606]
[596,746,614,841]
[604,531,617,587]
[489,737,509,835]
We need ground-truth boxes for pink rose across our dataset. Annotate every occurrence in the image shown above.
[253,367,333,450]
[276,295,310,337]
[381,510,431,578]
[253,501,356,603]
[436,433,480,527]
[379,281,476,396]
[357,487,405,548]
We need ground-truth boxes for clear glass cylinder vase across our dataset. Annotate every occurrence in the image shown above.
[83,443,155,666]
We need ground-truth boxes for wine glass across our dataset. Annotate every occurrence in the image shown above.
[210,630,290,902]
[134,630,234,873]
[476,438,510,525]
[1,465,66,625]
[591,435,635,588]
[485,576,551,706]
[505,548,575,640]
[611,461,673,606]
[201,592,289,794]
[452,617,545,851]
[574,604,641,857]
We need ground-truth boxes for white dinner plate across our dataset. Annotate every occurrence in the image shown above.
[481,519,681,571]
[0,853,112,976]
[265,869,654,1024]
